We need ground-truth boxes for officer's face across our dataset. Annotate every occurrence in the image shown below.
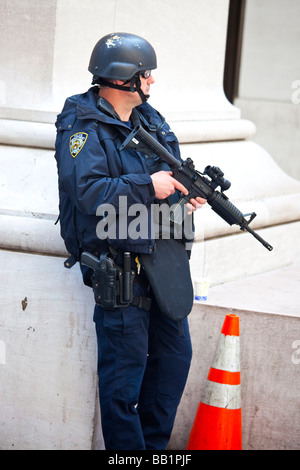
[120,72,155,105]
[140,71,155,95]
[129,72,155,105]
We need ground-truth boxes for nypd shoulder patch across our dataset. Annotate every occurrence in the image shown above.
[69,132,88,157]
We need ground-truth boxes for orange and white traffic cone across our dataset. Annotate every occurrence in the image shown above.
[186,313,242,450]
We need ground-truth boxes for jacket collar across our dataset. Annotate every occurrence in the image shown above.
[76,87,131,129]
[61,86,161,131]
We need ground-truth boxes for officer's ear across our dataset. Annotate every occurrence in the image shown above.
[114,79,130,86]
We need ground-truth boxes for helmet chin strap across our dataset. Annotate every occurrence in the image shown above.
[130,74,149,103]
[92,74,149,102]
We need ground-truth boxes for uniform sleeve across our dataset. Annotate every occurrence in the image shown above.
[56,124,155,215]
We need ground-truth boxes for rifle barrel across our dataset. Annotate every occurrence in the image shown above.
[243,225,273,251]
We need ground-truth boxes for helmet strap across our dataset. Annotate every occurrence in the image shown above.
[92,74,149,102]
[131,74,149,103]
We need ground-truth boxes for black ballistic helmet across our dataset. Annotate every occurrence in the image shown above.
[88,32,157,102]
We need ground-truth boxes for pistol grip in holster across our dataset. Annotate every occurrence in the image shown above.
[82,251,135,309]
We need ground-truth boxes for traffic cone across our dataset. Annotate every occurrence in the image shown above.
[186,313,242,450]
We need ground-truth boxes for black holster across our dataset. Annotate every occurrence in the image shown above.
[81,251,135,309]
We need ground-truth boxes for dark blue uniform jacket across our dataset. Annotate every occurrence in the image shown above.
[54,87,188,279]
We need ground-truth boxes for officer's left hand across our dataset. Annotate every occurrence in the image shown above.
[186,197,207,215]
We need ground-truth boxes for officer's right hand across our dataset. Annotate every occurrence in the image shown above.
[150,171,188,200]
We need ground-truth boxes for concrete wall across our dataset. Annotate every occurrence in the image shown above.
[0,0,299,449]
[235,0,300,180]
[0,250,98,450]
[169,302,300,451]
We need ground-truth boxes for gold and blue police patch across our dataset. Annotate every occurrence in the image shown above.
[69,132,88,157]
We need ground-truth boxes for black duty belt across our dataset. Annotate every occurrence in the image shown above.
[131,296,152,311]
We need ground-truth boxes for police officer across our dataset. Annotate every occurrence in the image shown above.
[55,32,206,450]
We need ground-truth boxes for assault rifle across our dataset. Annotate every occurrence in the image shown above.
[120,125,273,251]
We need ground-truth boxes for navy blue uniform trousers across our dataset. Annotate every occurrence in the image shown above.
[93,280,192,450]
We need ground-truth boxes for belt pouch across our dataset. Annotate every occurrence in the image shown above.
[140,239,194,321]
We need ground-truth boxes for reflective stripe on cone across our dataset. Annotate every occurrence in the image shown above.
[186,314,242,450]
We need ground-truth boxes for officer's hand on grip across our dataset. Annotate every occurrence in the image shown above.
[150,170,188,199]
[151,170,206,213]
